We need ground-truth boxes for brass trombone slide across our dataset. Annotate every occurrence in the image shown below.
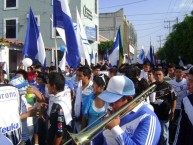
[64,84,156,145]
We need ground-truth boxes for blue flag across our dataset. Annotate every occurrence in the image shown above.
[90,49,94,62]
[23,8,46,67]
[146,45,155,65]
[138,47,145,64]
[109,27,123,66]
[53,0,80,70]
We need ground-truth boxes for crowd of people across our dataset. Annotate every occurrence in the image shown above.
[0,60,193,145]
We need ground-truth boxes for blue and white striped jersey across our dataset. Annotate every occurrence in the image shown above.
[95,102,161,145]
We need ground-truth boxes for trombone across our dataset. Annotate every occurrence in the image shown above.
[64,84,156,145]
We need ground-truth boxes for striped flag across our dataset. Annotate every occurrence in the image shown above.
[76,9,91,66]
[138,46,145,64]
[109,27,123,66]
[146,45,155,65]
[53,0,80,70]
[23,8,46,67]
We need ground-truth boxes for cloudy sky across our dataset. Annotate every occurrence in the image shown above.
[99,0,193,52]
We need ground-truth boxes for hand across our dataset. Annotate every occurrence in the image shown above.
[40,102,48,110]
[106,116,120,130]
[27,86,36,94]
[27,107,36,117]
[169,112,174,121]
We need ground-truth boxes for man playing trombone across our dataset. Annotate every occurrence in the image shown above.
[94,76,161,145]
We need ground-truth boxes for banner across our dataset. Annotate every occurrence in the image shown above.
[0,85,21,144]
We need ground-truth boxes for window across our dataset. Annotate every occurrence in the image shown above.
[4,0,18,10]
[4,18,18,39]
[26,14,40,26]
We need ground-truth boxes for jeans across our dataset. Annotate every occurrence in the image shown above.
[169,109,180,145]
[159,120,169,145]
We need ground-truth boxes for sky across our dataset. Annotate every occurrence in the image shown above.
[99,0,193,52]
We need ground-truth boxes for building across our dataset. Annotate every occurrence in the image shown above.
[0,0,99,72]
[99,8,137,63]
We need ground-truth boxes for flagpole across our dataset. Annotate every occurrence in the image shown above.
[54,28,59,72]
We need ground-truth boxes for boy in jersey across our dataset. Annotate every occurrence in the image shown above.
[94,76,161,145]
[169,66,187,144]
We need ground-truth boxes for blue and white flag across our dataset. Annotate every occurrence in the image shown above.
[76,9,91,66]
[146,45,155,65]
[109,27,123,66]
[138,46,145,64]
[23,8,46,67]
[53,0,80,70]
[90,49,94,63]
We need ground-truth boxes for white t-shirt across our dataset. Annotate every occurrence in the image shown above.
[140,70,148,81]
[20,95,30,141]
[170,78,188,109]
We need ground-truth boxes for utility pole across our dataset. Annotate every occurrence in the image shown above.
[164,17,178,33]
[157,35,162,48]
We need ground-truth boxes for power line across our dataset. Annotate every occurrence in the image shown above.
[164,17,178,33]
[137,25,164,31]
[125,11,184,16]
[138,27,164,38]
[99,0,149,10]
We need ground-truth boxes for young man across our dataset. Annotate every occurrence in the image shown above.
[151,68,177,145]
[169,66,188,144]
[74,66,93,131]
[173,67,193,145]
[46,72,72,145]
[92,64,101,77]
[94,76,161,145]
[76,66,93,106]
[148,69,155,85]
[165,64,176,81]
[168,64,176,79]
[140,60,151,81]
[108,67,118,78]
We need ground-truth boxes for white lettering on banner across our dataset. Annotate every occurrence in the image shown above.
[0,123,19,134]
[0,91,17,102]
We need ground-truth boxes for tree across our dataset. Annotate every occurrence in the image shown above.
[98,40,114,55]
[157,11,193,64]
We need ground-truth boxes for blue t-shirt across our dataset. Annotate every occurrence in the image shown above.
[83,93,108,129]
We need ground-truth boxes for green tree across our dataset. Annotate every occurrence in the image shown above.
[98,40,114,55]
[157,11,193,64]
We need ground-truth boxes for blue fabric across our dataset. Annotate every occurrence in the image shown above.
[138,48,145,64]
[146,45,155,65]
[23,8,46,67]
[83,93,108,129]
[53,0,80,70]
[94,104,161,145]
[36,85,45,97]
[65,79,74,90]
[81,83,93,112]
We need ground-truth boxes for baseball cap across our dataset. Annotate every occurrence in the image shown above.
[9,76,28,95]
[98,76,135,103]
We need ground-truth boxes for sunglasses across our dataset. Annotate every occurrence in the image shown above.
[98,74,106,86]
[34,71,41,74]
